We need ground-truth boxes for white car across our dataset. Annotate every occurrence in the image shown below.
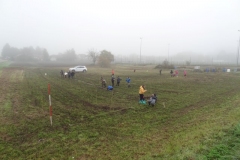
[69,66,87,72]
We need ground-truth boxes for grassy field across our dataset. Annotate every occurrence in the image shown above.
[1,63,240,159]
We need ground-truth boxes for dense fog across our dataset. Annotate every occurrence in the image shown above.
[0,0,240,65]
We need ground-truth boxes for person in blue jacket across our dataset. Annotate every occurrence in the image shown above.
[107,85,113,90]
[126,77,131,88]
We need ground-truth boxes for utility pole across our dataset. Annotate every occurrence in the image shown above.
[237,30,240,66]
[168,44,170,61]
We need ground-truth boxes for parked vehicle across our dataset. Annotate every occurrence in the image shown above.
[69,66,87,72]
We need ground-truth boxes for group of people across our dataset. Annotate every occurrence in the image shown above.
[59,68,191,106]
[101,74,131,90]
[60,68,163,106]
[110,75,122,86]
[139,85,157,106]
[170,70,187,77]
[100,69,131,90]
[60,70,75,79]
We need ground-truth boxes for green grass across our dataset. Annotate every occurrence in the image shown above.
[1,64,240,159]
[0,61,11,68]
[0,61,11,76]
[201,122,240,159]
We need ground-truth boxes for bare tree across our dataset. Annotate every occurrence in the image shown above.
[88,49,99,65]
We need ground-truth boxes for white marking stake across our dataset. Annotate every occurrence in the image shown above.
[48,84,53,126]
[163,102,166,108]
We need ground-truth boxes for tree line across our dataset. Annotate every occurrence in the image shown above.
[55,49,114,67]
[1,43,50,62]
[1,43,115,67]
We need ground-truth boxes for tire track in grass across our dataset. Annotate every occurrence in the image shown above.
[0,68,23,115]
[0,67,24,142]
[175,86,240,116]
[0,68,13,128]
[0,69,10,105]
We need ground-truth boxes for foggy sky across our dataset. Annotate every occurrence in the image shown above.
[0,0,240,58]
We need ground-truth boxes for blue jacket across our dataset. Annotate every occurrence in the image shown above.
[107,86,113,90]
[126,78,131,83]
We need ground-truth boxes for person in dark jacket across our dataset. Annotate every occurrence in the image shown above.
[68,71,71,79]
[60,70,64,77]
[148,94,157,106]
[116,76,122,86]
[111,75,115,86]
[170,70,173,77]
[71,70,75,78]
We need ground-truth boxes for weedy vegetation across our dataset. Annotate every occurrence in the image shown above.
[1,63,240,159]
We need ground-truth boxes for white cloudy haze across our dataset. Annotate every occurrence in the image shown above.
[0,0,240,60]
